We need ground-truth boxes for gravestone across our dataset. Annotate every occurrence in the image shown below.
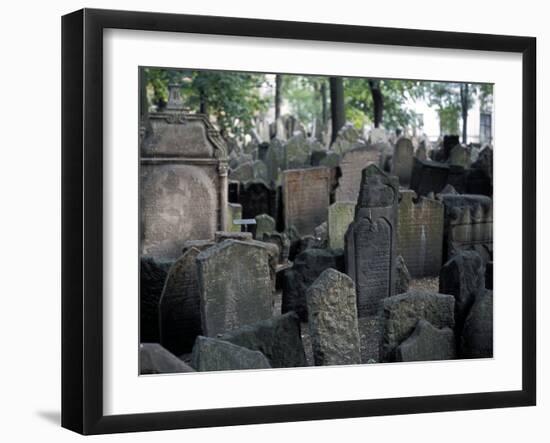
[238,181,279,221]
[335,146,382,202]
[140,96,228,259]
[328,201,355,250]
[410,158,450,196]
[159,247,202,355]
[397,190,444,278]
[139,343,195,374]
[230,160,268,183]
[381,290,455,362]
[262,232,290,264]
[220,312,307,368]
[282,167,331,236]
[282,248,345,321]
[307,269,361,366]
[318,151,341,168]
[254,214,276,240]
[392,137,414,187]
[395,255,411,294]
[394,320,456,362]
[264,138,285,185]
[460,289,493,358]
[191,336,271,371]
[415,144,427,161]
[331,123,363,155]
[437,194,493,262]
[285,133,311,169]
[345,165,399,317]
[449,145,469,168]
[197,240,273,337]
[443,135,460,159]
[227,203,242,232]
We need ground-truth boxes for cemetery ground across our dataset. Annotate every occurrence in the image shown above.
[139,73,493,375]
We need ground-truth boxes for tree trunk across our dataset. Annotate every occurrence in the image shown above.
[321,80,328,125]
[139,68,148,119]
[460,83,469,144]
[199,88,208,115]
[275,74,282,121]
[330,77,345,143]
[368,79,383,128]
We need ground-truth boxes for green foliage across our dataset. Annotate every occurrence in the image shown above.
[282,75,326,124]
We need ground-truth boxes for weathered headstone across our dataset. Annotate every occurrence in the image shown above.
[230,160,268,183]
[335,146,382,202]
[140,105,228,259]
[264,138,285,185]
[395,255,411,294]
[191,336,271,371]
[282,248,345,321]
[449,145,469,168]
[214,231,253,243]
[159,247,202,355]
[227,203,242,232]
[345,165,399,316]
[282,167,331,236]
[394,320,456,362]
[392,137,414,187]
[197,240,273,337]
[410,158,450,197]
[221,312,307,368]
[140,343,195,374]
[381,290,455,362]
[443,135,460,159]
[285,133,311,169]
[318,151,341,168]
[460,289,493,358]
[328,201,355,250]
[238,181,279,221]
[331,123,363,155]
[254,214,276,240]
[306,269,361,366]
[397,190,444,278]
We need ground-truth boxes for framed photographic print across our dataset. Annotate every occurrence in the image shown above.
[61,8,536,435]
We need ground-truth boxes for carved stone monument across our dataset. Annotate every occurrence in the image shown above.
[345,165,399,317]
[140,84,228,259]
[392,137,414,187]
[335,146,382,202]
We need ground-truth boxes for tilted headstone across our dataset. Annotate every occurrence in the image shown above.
[397,190,444,278]
[392,137,415,187]
[345,165,399,317]
[282,167,331,237]
[381,290,455,362]
[335,146,382,202]
[140,102,228,259]
[394,319,456,362]
[328,201,355,250]
[262,232,291,264]
[307,269,361,366]
[191,336,271,371]
[282,248,345,321]
[140,343,195,374]
[196,240,273,337]
[159,247,202,355]
[437,193,493,262]
[220,312,307,368]
[410,158,450,197]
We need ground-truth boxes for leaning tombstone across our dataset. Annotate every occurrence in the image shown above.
[335,146,382,202]
[307,269,361,366]
[345,165,399,317]
[282,167,331,237]
[394,320,456,362]
[460,289,493,358]
[197,240,273,337]
[140,343,195,374]
[392,137,415,187]
[140,87,228,259]
[159,247,202,355]
[328,201,355,250]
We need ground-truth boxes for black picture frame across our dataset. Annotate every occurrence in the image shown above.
[62,8,537,435]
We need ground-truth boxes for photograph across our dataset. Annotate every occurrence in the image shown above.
[138,68,494,374]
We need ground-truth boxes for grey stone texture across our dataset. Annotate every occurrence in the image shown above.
[395,255,411,294]
[331,123,363,155]
[397,190,444,278]
[191,336,271,371]
[220,312,307,368]
[140,343,195,374]
[392,137,415,187]
[449,145,470,168]
[254,213,276,240]
[410,158,450,197]
[460,290,493,358]
[335,146,382,202]
[394,319,456,362]
[282,248,345,321]
[226,203,242,232]
[345,165,399,316]
[381,290,455,362]
[159,247,202,355]
[285,133,312,169]
[197,240,273,337]
[307,269,361,366]
[328,201,356,250]
[282,167,331,237]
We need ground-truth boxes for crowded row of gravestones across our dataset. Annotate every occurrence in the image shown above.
[140,124,493,375]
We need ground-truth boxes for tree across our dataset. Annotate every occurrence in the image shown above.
[460,83,469,143]
[368,80,383,128]
[275,74,282,121]
[330,77,345,143]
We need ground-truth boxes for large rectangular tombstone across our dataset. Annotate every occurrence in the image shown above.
[282,167,331,236]
[438,194,493,262]
[328,201,356,250]
[335,146,382,202]
[140,104,228,259]
[398,190,444,278]
[197,239,273,337]
[345,165,399,317]
[392,137,414,187]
